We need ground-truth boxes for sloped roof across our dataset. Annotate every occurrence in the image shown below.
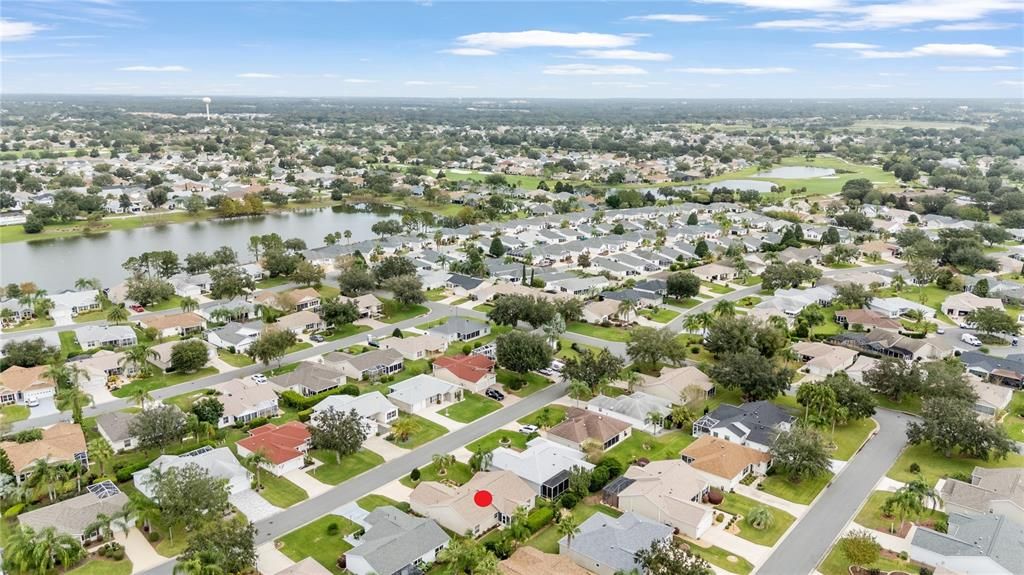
[681,435,772,480]
[345,506,449,575]
[236,421,310,465]
[548,407,631,445]
[433,354,495,384]
[1,423,86,474]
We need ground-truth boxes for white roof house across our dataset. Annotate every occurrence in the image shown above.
[490,437,594,499]
[133,446,251,499]
[868,297,936,319]
[313,391,400,436]
[386,374,462,413]
[586,392,673,432]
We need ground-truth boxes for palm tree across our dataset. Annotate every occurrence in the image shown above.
[120,344,156,377]
[615,299,638,323]
[88,438,114,476]
[682,314,702,335]
[29,459,60,502]
[694,311,714,336]
[4,526,85,575]
[469,446,493,472]
[0,308,15,327]
[42,361,70,388]
[432,453,456,477]
[746,506,775,531]
[557,513,581,551]
[123,496,160,534]
[129,386,154,408]
[343,229,352,245]
[248,235,262,262]
[389,417,418,444]
[33,297,54,320]
[568,381,590,407]
[174,551,225,575]
[244,449,270,489]
[644,410,664,432]
[670,404,695,429]
[179,297,199,313]
[507,507,532,543]
[106,303,129,324]
[882,488,925,532]
[56,386,92,424]
[85,513,115,542]
[713,299,736,318]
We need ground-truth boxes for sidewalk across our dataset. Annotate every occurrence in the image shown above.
[734,483,809,518]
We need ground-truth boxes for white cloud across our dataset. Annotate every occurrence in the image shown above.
[998,80,1024,85]
[754,19,845,30]
[237,72,278,78]
[697,0,845,9]
[935,21,1015,30]
[878,72,907,76]
[626,14,711,23]
[456,30,635,51]
[344,78,377,84]
[735,0,1024,30]
[440,48,497,56]
[118,65,189,72]
[938,65,1018,71]
[591,81,649,88]
[859,43,1012,59]
[576,49,672,61]
[543,64,648,76]
[671,66,795,75]
[404,80,449,86]
[0,19,47,41]
[814,42,879,49]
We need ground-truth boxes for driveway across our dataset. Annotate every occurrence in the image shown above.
[283,468,331,497]
[756,409,911,575]
[27,397,60,420]
[230,489,281,523]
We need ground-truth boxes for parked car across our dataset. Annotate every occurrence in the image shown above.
[251,373,269,384]
[485,388,505,401]
[518,424,539,434]
[310,334,325,343]
[25,398,39,407]
[961,333,982,347]
[550,360,565,372]
[936,326,945,334]
[130,305,145,313]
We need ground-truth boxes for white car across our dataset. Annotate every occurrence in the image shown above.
[518,424,539,434]
[251,373,269,384]
[961,333,982,347]
[25,398,40,408]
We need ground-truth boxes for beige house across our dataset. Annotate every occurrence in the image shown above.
[339,294,383,319]
[942,292,1004,319]
[547,407,631,451]
[379,334,447,360]
[791,341,859,377]
[1,423,88,484]
[0,365,57,406]
[410,470,535,537]
[612,460,713,539]
[147,339,216,373]
[211,378,281,427]
[690,262,737,283]
[271,310,324,334]
[681,435,773,490]
[582,299,633,324]
[636,365,715,403]
[323,349,404,382]
[966,374,1014,419]
[137,312,206,338]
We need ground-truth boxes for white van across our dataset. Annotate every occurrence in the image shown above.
[961,333,982,347]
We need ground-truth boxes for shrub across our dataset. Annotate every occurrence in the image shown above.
[505,376,524,391]
[241,417,270,431]
[980,346,990,353]
[147,531,160,543]
[98,545,107,557]
[560,492,579,509]
[715,513,725,523]
[909,462,920,474]
[340,384,360,396]
[462,344,473,354]
[410,467,420,481]
[3,503,25,518]
[326,522,340,536]
[588,467,610,492]
[919,568,933,575]
[691,346,700,354]
[597,457,623,479]
[934,518,948,533]
[525,506,554,533]
[868,569,882,575]
[111,548,125,561]
[298,408,313,422]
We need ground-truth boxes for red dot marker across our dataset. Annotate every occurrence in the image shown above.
[474,490,493,507]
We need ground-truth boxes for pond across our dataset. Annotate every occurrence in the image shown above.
[0,206,398,291]
[754,166,836,179]
[710,180,778,194]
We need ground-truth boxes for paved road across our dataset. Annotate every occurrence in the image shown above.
[139,379,568,575]
[756,408,913,575]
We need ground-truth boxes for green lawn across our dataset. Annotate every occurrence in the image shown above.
[415,317,448,330]
[2,317,56,332]
[217,349,255,367]
[715,492,796,547]
[401,460,473,488]
[387,358,432,386]
[831,417,877,461]
[518,405,567,428]
[528,504,623,553]
[285,342,313,354]
[443,325,512,356]
[556,338,601,361]
[254,473,308,509]
[685,540,754,575]
[886,443,1024,486]
[700,387,744,413]
[702,155,899,199]
[146,295,185,312]
[65,558,133,575]
[441,392,502,423]
[664,297,700,309]
[1001,390,1024,442]
[473,303,494,313]
[450,297,470,306]
[72,306,111,324]
[819,544,924,575]
[111,367,218,398]
[308,448,385,485]
[425,288,448,302]
[873,284,957,325]
[567,321,631,342]
[466,429,529,453]
[59,330,83,356]
[381,299,430,324]
[317,285,341,300]
[702,281,735,294]
[605,430,697,467]
[256,276,291,289]
[357,494,411,513]
[497,369,552,397]
[162,389,216,412]
[854,490,946,534]
[276,514,359,575]
[0,404,30,424]
[760,471,833,505]
[872,392,923,415]
[639,307,681,323]
[387,414,448,449]
[264,362,300,377]
[322,323,371,341]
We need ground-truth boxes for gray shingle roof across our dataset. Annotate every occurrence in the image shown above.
[562,512,672,573]
[346,506,449,575]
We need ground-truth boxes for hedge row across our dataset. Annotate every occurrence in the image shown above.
[279,384,359,411]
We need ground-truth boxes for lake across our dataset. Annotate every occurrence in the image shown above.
[754,166,836,179]
[711,179,778,194]
[0,206,398,291]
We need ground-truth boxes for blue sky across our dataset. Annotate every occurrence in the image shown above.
[2,0,1022,98]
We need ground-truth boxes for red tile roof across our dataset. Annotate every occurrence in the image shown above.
[433,354,495,384]
[236,421,310,465]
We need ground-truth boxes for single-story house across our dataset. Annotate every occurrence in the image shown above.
[943,292,1004,319]
[134,446,250,499]
[207,321,263,354]
[582,298,633,324]
[910,512,1023,575]
[274,558,332,575]
[137,312,206,338]
[966,374,1014,418]
[211,377,281,427]
[636,365,715,403]
[49,290,101,320]
[387,374,462,413]
[867,297,936,320]
[432,354,497,394]
[338,294,383,319]
[410,470,535,537]
[344,506,450,575]
[680,435,773,491]
[692,401,795,452]
[689,262,737,283]
[270,361,345,397]
[427,317,491,344]
[609,460,713,539]
[446,273,486,297]
[0,365,57,406]
[1,423,89,484]
[235,421,311,476]
[791,341,859,377]
[74,325,137,350]
[559,511,673,575]
[147,339,216,373]
[323,349,404,382]
[939,467,1023,525]
[18,481,129,542]
[490,437,594,499]
[547,407,632,452]
[256,287,321,312]
[271,310,324,334]
[586,392,673,433]
[833,308,903,331]
[313,391,399,436]
[379,334,447,360]
[95,411,139,452]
